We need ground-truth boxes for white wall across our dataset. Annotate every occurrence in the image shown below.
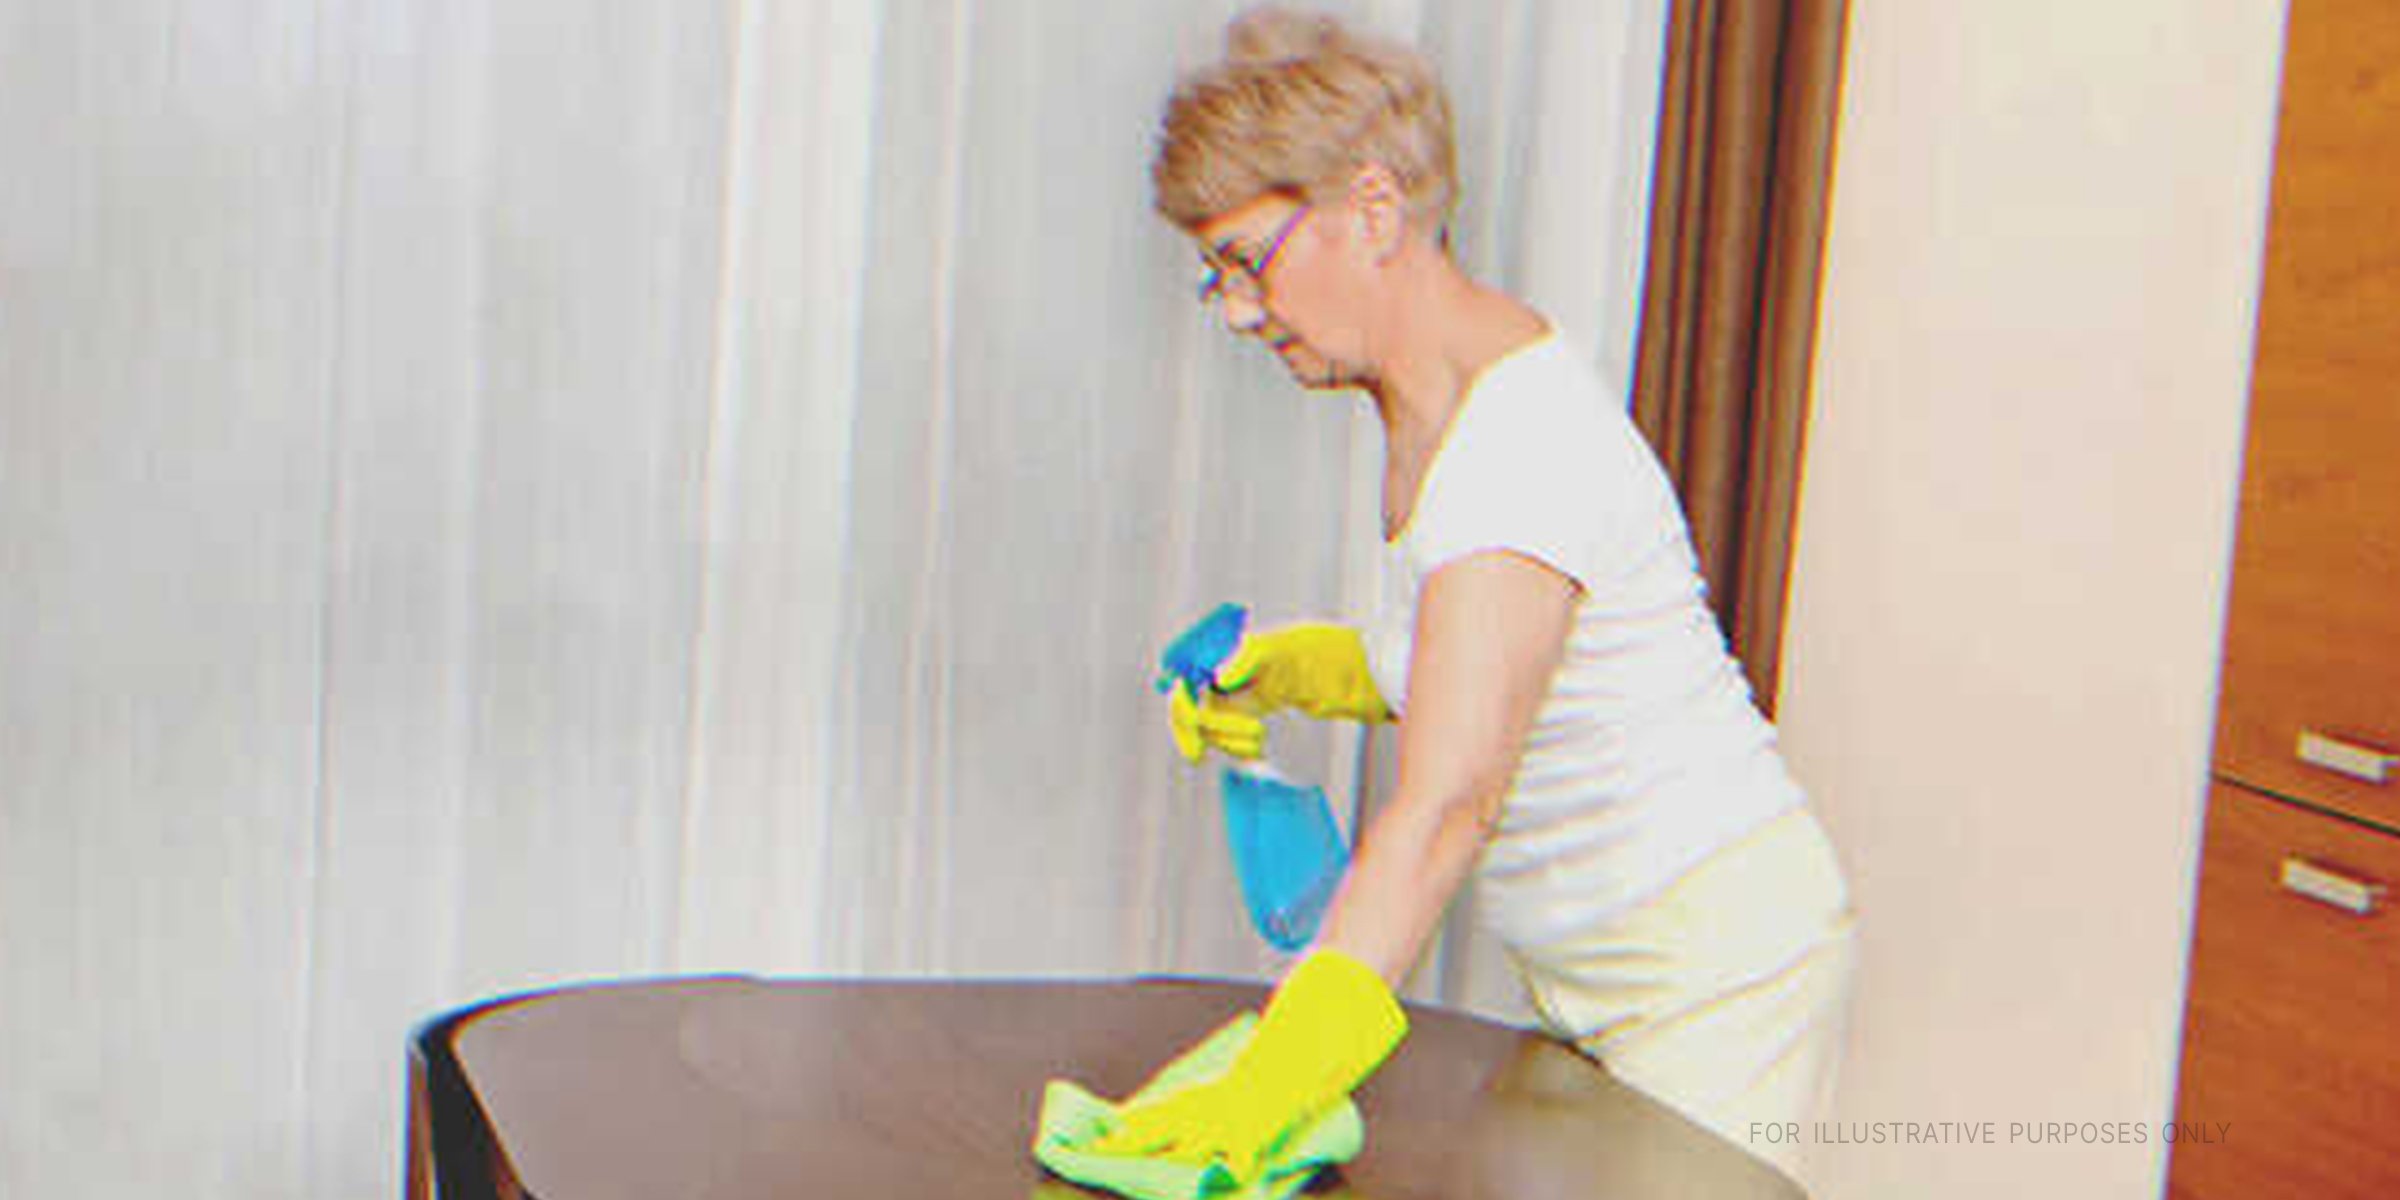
[1776,2,2289,1197]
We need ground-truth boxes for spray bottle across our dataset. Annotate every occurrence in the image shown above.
[1156,603,1352,951]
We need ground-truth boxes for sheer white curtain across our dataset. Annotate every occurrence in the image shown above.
[0,1,1660,1196]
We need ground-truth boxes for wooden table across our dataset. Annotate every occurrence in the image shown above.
[407,975,1805,1199]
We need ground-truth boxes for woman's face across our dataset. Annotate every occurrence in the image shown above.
[1193,192,1374,391]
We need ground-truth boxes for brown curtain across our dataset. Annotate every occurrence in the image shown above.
[1631,0,1849,716]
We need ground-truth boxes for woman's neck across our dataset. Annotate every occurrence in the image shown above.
[1365,251,1548,468]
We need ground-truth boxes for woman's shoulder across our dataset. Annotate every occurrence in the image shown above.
[1459,330,1630,460]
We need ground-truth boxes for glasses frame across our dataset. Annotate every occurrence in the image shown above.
[1196,202,1311,307]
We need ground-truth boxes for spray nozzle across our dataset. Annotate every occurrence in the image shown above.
[1155,602,1248,698]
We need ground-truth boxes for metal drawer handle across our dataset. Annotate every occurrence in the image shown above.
[2280,856,2386,917]
[2296,730,2397,786]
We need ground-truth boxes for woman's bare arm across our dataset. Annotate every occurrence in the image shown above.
[1314,548,1577,984]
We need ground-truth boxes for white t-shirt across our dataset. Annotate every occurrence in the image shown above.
[1364,329,1805,950]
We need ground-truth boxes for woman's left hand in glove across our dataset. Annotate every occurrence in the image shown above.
[1086,948,1408,1181]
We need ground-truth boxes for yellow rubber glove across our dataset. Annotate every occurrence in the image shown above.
[1165,624,1392,764]
[1166,680,1267,763]
[1087,949,1408,1182]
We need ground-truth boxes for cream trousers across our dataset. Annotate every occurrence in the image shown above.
[1509,806,1858,1193]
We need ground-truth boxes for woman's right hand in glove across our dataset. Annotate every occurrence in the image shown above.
[1166,623,1392,764]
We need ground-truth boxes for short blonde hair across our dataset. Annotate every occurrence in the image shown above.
[1152,7,1458,234]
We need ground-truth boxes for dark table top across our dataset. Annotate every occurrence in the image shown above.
[417,975,1805,1199]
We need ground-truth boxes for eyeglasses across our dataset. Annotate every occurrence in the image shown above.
[1196,203,1310,307]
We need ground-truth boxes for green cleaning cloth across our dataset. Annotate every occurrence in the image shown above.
[1032,1013,1364,1200]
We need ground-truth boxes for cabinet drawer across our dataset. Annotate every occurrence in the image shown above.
[2169,780,2400,1199]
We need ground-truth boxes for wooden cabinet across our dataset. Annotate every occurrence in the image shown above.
[2210,0,2400,829]
[2170,783,2400,1199]
[2169,1,2400,1196]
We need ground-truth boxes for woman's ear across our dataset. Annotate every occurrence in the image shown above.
[1344,163,1409,263]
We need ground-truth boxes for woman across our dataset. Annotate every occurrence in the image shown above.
[1094,7,1856,1188]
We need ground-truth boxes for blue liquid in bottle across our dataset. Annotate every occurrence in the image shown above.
[1219,763,1350,950]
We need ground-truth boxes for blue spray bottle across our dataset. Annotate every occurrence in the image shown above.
[1156,603,1352,951]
